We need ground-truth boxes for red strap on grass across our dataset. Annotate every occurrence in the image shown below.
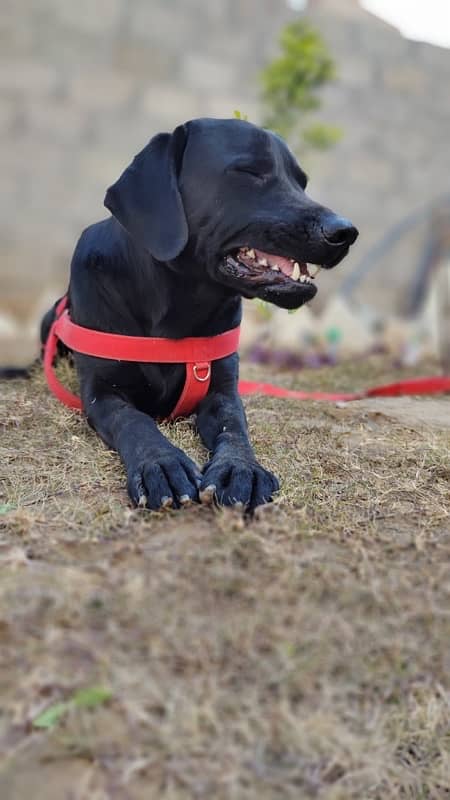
[364,376,450,398]
[238,375,450,403]
[43,297,83,411]
[43,322,83,411]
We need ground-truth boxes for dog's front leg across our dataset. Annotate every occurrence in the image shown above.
[84,392,202,509]
[196,358,279,510]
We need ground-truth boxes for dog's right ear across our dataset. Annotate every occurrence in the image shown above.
[104,124,188,261]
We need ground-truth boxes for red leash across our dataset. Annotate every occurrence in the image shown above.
[44,296,450,417]
[238,375,450,403]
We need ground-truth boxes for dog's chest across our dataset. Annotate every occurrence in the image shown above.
[134,362,186,418]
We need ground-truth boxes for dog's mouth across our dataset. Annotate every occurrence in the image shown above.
[236,246,321,281]
[219,246,321,308]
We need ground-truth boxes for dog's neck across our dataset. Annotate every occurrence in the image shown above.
[77,223,243,339]
[116,240,243,338]
[151,264,242,338]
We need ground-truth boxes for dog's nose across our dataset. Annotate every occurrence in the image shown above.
[322,216,358,247]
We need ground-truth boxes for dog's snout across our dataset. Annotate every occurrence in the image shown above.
[322,216,358,247]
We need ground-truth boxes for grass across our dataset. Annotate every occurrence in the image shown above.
[0,358,449,799]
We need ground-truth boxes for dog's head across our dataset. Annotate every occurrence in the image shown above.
[105,118,358,310]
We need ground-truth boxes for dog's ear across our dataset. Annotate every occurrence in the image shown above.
[104,124,188,261]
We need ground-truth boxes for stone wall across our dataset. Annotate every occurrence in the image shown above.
[303,0,450,310]
[0,0,294,337]
[1,0,449,362]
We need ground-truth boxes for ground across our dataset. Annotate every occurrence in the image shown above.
[0,358,449,800]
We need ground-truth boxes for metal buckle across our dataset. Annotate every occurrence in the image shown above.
[193,362,211,382]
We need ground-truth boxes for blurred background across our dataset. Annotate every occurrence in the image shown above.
[1,0,449,369]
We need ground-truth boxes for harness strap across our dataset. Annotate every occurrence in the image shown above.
[44,296,83,411]
[169,362,211,420]
[55,305,240,363]
[43,296,240,418]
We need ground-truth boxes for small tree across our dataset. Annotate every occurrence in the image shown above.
[260,20,341,151]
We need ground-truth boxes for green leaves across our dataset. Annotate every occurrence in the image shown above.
[233,109,248,121]
[255,299,273,320]
[260,21,339,150]
[302,122,342,150]
[0,504,15,515]
[33,702,69,729]
[72,685,113,709]
[32,686,112,730]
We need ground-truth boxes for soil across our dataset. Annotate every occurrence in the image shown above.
[0,358,449,799]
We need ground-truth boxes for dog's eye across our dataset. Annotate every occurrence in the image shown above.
[231,167,265,181]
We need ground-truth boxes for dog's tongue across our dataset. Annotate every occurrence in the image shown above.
[253,248,305,278]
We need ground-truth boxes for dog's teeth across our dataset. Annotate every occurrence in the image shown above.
[259,258,268,266]
[247,248,256,259]
[271,265,280,271]
[299,274,306,283]
[291,262,300,281]
[309,265,321,278]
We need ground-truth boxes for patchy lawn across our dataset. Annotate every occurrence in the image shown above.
[0,359,449,799]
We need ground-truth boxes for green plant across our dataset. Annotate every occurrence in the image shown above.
[33,686,113,729]
[261,20,341,150]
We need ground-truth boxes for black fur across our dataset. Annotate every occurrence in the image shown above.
[39,118,358,511]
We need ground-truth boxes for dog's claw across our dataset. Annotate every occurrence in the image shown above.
[199,484,216,504]
[201,458,279,510]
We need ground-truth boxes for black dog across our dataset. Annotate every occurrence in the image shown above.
[41,118,358,511]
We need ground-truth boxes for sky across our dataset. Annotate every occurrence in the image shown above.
[360,0,450,48]
[287,0,450,49]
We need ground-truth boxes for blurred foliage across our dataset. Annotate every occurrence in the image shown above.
[302,121,342,150]
[32,686,112,730]
[261,21,341,150]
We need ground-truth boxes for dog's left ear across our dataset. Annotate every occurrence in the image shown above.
[104,124,188,261]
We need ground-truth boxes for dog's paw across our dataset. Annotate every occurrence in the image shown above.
[127,447,202,510]
[200,457,279,511]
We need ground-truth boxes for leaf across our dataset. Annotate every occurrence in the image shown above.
[33,702,69,729]
[260,20,338,149]
[233,109,248,121]
[72,686,112,709]
[0,504,15,515]
[32,686,112,729]
[255,299,272,320]
[302,122,342,150]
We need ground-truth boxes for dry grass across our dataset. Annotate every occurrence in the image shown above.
[0,359,449,799]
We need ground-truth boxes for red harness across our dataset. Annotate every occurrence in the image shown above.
[43,296,240,419]
[44,296,450,417]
